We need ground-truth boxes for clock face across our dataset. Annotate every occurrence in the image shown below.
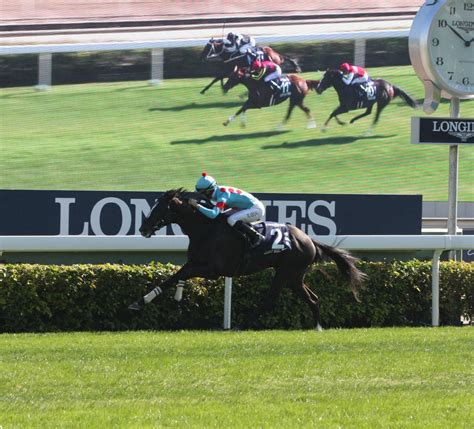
[427,0,474,96]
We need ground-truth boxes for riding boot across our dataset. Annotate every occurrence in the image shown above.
[234,221,264,248]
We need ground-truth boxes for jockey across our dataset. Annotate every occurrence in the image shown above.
[250,59,282,92]
[339,62,369,86]
[189,172,265,248]
[224,31,256,56]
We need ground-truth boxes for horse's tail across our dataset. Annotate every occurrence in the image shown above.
[393,85,419,109]
[283,56,302,73]
[305,80,320,91]
[312,239,366,302]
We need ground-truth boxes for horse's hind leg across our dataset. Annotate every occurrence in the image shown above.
[298,102,316,129]
[373,100,389,126]
[277,102,296,130]
[288,270,322,331]
[251,269,287,328]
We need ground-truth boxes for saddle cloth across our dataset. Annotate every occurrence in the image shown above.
[352,80,377,108]
[252,222,292,254]
[268,77,292,106]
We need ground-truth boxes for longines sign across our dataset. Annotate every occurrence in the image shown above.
[411,117,474,144]
[0,190,422,236]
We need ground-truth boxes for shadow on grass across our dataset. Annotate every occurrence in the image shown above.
[149,101,243,112]
[171,130,290,145]
[262,134,396,149]
[0,90,38,98]
[114,85,153,92]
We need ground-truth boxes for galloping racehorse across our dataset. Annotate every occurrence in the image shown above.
[200,38,301,95]
[222,67,319,129]
[316,69,419,133]
[128,189,365,330]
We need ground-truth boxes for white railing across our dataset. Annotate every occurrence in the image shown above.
[0,30,409,55]
[1,234,472,328]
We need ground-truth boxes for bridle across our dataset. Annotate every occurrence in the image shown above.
[204,39,225,60]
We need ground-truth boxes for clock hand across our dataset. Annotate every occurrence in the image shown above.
[447,24,468,44]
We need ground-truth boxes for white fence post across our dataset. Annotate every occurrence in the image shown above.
[354,39,366,67]
[431,249,443,327]
[223,277,233,330]
[149,48,164,85]
[36,53,52,91]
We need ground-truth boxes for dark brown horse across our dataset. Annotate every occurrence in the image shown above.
[128,189,365,330]
[200,38,301,94]
[221,67,319,129]
[316,69,419,133]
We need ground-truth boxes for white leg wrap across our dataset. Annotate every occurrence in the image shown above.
[144,286,162,304]
[174,281,185,302]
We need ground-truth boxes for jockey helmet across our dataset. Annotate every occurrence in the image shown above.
[339,62,351,73]
[250,60,265,80]
[195,172,217,192]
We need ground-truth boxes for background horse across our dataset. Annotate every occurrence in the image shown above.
[221,68,319,129]
[200,38,301,94]
[316,69,419,133]
[129,189,365,330]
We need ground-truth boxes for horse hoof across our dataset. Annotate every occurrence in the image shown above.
[128,301,144,311]
[315,324,323,332]
[307,121,317,129]
[223,122,229,127]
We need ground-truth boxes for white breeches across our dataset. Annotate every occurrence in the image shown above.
[238,39,256,53]
[351,73,369,85]
[264,65,282,82]
[227,201,265,226]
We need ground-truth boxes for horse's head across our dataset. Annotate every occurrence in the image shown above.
[139,188,211,237]
[223,66,247,93]
[316,69,342,94]
[201,38,225,62]
[138,189,185,237]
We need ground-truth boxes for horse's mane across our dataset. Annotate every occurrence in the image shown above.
[163,188,188,200]
[163,188,212,206]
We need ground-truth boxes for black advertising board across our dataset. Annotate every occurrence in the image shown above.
[0,190,422,236]
[411,117,474,145]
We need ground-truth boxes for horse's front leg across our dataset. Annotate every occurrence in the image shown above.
[350,104,373,124]
[128,263,217,310]
[223,100,250,126]
[322,105,347,131]
[200,76,222,95]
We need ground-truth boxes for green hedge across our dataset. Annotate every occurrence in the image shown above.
[0,260,472,332]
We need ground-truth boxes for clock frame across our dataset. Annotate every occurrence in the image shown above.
[409,0,474,114]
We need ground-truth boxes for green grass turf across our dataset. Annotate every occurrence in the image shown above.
[1,65,473,200]
[0,328,472,428]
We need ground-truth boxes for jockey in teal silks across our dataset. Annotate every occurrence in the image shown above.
[188,172,265,248]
